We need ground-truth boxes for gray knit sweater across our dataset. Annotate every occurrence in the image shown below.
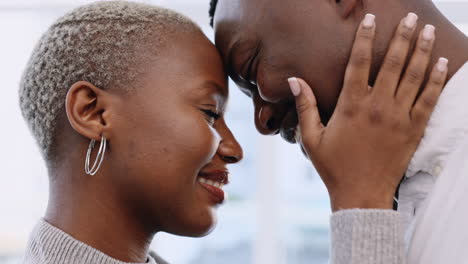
[22,219,168,264]
[23,210,404,264]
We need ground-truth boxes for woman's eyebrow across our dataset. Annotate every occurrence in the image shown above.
[203,80,228,97]
[201,80,229,112]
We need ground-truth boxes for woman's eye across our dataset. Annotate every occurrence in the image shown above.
[201,109,221,126]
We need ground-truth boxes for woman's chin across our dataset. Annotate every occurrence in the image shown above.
[189,216,217,237]
[176,212,218,237]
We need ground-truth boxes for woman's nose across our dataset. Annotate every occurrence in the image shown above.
[217,124,243,164]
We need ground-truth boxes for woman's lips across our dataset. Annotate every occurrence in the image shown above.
[198,171,229,184]
[198,178,225,204]
[197,170,229,204]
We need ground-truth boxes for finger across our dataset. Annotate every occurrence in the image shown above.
[373,13,418,97]
[288,77,324,149]
[396,24,436,108]
[341,13,376,99]
[411,58,448,130]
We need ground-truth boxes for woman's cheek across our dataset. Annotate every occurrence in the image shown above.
[180,118,221,168]
[209,125,221,150]
[201,125,221,163]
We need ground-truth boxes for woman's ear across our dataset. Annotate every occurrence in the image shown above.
[335,0,360,19]
[65,81,109,141]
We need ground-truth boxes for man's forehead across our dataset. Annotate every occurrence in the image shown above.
[213,0,243,68]
[214,0,243,25]
[214,0,266,63]
[214,0,272,28]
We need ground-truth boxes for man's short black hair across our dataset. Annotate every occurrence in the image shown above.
[209,0,218,27]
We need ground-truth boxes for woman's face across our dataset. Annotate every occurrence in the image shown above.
[107,30,243,237]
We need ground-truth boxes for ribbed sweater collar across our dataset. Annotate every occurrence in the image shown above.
[23,219,160,264]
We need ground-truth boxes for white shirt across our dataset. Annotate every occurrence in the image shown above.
[398,61,468,263]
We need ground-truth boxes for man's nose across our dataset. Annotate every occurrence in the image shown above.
[254,101,280,135]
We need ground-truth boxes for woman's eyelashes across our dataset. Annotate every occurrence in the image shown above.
[201,108,221,126]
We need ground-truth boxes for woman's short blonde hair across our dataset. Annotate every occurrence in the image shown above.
[19,1,199,162]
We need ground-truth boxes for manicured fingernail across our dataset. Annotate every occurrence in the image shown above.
[288,77,301,96]
[436,57,448,72]
[362,14,375,28]
[404,12,418,28]
[422,24,435,41]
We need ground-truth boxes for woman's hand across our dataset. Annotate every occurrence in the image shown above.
[288,13,448,211]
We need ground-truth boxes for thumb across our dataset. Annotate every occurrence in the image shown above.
[288,77,324,148]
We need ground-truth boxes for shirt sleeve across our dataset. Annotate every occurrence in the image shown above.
[330,209,406,264]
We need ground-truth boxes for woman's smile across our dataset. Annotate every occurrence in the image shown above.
[197,170,229,204]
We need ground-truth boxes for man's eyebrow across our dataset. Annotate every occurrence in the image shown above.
[226,39,242,75]
[226,38,254,91]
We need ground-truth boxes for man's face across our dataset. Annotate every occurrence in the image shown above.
[214,0,360,143]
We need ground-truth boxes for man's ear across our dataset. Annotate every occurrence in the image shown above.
[335,0,360,18]
[65,81,110,141]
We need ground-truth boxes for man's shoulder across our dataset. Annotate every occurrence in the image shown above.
[149,251,169,264]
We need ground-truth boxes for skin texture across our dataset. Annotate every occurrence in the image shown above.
[214,0,468,137]
[213,0,468,209]
[45,29,243,262]
[289,16,449,210]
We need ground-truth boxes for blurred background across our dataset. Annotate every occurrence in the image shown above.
[0,0,467,263]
